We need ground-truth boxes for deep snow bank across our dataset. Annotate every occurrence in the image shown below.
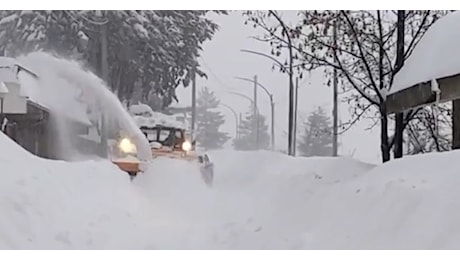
[309,150,460,250]
[208,149,460,250]
[0,132,149,249]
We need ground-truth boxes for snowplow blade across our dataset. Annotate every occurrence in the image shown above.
[200,163,214,187]
[198,154,214,187]
[112,160,140,176]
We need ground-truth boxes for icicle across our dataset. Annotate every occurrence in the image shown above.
[431,79,441,141]
[431,78,441,104]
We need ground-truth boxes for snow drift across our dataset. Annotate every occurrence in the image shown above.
[0,132,147,249]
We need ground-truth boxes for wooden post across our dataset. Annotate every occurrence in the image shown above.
[452,99,460,149]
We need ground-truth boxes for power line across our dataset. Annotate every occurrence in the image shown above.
[198,56,234,90]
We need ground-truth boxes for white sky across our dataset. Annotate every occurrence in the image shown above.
[175,11,381,164]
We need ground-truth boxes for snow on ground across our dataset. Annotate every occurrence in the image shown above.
[0,132,149,249]
[390,11,460,94]
[3,130,460,249]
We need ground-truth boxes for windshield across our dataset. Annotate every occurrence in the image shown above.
[142,127,184,147]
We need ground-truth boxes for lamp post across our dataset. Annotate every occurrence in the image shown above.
[219,103,239,140]
[234,76,275,151]
[0,81,9,132]
[240,48,295,155]
[227,91,261,149]
[227,91,260,115]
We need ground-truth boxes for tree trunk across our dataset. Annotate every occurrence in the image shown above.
[288,44,295,156]
[393,10,406,159]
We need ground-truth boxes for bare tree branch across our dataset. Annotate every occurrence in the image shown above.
[340,10,381,100]
[404,11,430,60]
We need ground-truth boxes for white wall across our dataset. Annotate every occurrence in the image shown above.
[0,67,27,114]
[1,82,27,114]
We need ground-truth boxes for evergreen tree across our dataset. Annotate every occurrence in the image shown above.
[298,106,334,157]
[196,87,230,150]
[0,10,227,108]
[233,106,270,150]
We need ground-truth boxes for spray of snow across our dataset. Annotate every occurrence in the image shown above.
[14,52,151,162]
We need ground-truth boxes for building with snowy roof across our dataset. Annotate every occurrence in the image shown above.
[0,57,103,159]
[386,11,460,149]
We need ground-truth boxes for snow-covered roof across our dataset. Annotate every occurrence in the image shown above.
[129,103,154,116]
[0,81,8,94]
[132,112,187,130]
[390,11,460,95]
[0,57,25,90]
[8,55,92,126]
[0,57,17,67]
[129,103,188,129]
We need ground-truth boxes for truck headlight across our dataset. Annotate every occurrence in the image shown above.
[182,140,192,151]
[119,138,136,154]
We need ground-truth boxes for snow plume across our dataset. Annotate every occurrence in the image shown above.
[14,51,152,162]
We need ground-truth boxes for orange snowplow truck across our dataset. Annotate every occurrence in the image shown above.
[111,124,214,186]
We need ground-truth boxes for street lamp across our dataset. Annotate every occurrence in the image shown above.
[219,103,239,140]
[234,76,275,151]
[0,81,9,132]
[227,91,260,117]
[240,49,296,155]
[227,91,261,149]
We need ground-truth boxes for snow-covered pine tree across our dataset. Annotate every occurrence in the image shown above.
[233,106,270,151]
[298,106,334,157]
[196,86,230,150]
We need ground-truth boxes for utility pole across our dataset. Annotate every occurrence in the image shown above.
[253,75,259,150]
[100,16,109,84]
[100,15,109,158]
[234,76,275,151]
[332,19,339,157]
[270,97,275,151]
[239,112,243,140]
[191,65,197,139]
